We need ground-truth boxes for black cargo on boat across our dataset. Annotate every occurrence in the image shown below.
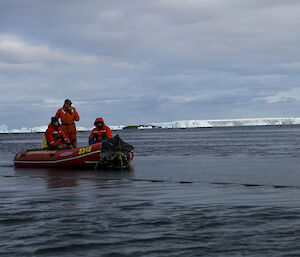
[96,134,134,169]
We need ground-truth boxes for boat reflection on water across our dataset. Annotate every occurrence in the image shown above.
[14,166,135,190]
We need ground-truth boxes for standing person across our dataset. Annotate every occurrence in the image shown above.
[43,117,70,149]
[89,117,112,145]
[55,99,80,148]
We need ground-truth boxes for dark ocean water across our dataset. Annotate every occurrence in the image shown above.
[1,126,300,256]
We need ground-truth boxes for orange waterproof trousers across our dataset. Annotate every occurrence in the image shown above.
[61,125,77,148]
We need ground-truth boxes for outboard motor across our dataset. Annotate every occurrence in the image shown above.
[96,135,134,169]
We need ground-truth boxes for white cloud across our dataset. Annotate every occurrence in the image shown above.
[255,88,300,104]
[0,35,99,65]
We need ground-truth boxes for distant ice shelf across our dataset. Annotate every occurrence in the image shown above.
[154,117,300,129]
[1,117,300,134]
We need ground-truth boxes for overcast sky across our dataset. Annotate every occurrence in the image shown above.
[1,0,300,129]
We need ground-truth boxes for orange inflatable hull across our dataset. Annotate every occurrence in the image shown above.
[14,144,103,168]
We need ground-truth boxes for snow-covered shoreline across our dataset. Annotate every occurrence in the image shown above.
[1,117,300,134]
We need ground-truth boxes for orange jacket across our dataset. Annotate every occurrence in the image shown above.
[45,123,69,148]
[89,118,112,144]
[55,105,79,125]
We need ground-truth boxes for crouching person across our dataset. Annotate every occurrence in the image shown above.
[43,117,71,149]
[89,117,112,145]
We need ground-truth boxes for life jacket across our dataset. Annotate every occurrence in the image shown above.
[55,105,79,126]
[42,132,62,148]
[92,129,109,142]
[44,123,69,148]
[89,117,112,144]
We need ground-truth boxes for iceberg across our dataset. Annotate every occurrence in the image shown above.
[0,124,8,133]
[1,117,299,134]
[31,126,48,133]
[3,126,49,133]
[109,125,125,130]
[153,117,299,128]
[77,126,92,132]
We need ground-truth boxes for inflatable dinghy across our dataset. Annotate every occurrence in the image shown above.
[14,135,134,169]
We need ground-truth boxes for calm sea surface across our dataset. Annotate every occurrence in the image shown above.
[1,126,300,256]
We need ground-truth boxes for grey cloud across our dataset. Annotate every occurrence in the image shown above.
[1,0,300,129]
